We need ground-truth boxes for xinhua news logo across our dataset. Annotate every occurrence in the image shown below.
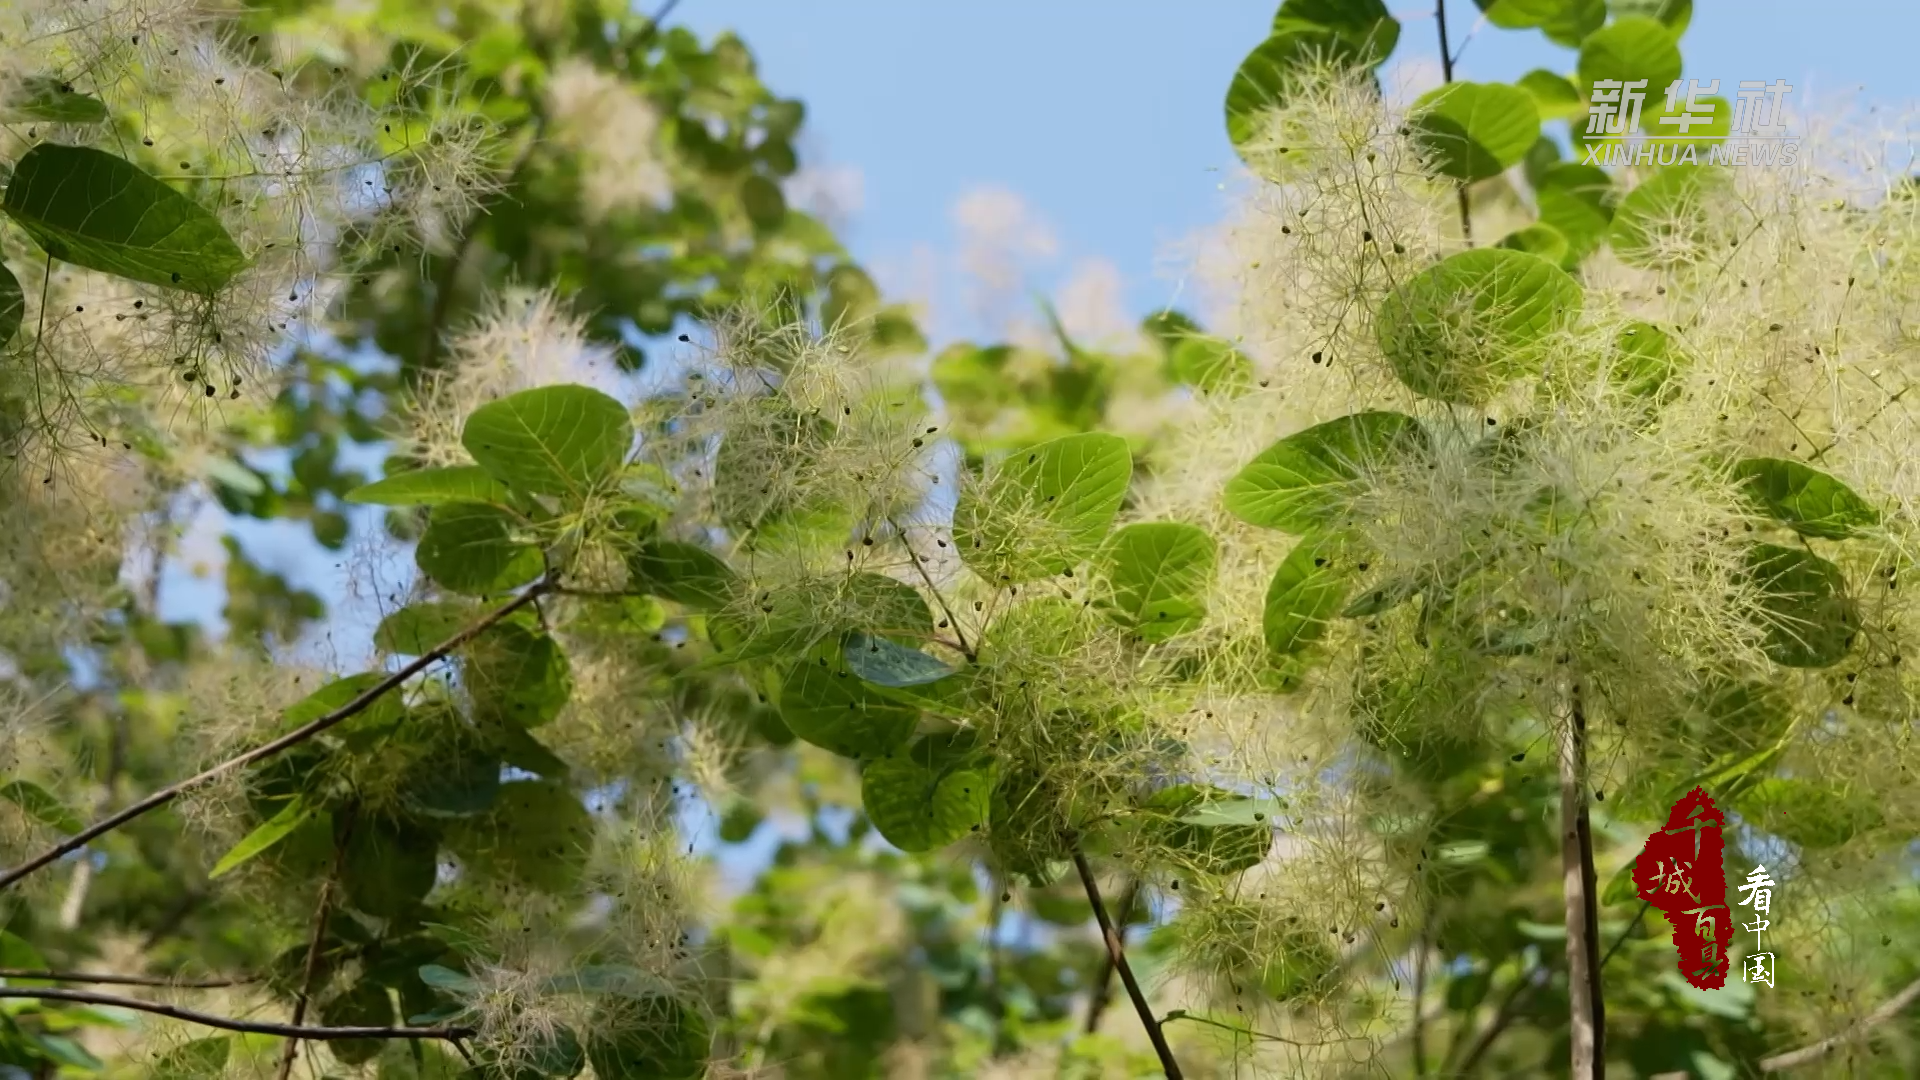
[1583,79,1799,168]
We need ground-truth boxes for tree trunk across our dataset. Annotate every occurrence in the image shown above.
[1559,683,1605,1078]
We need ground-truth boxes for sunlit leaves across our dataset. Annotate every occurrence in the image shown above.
[1226,0,1399,154]
[462,385,632,499]
[1496,223,1569,263]
[1375,248,1582,404]
[1263,533,1356,657]
[954,432,1131,583]
[415,502,543,595]
[208,796,315,879]
[1516,69,1585,121]
[1167,335,1253,394]
[1576,16,1682,94]
[1732,459,1879,540]
[1743,543,1858,668]
[861,734,994,852]
[1409,81,1540,182]
[1534,163,1616,265]
[1094,522,1215,641]
[346,466,511,507]
[1,144,246,293]
[776,638,919,758]
[1225,412,1425,534]
[1610,164,1727,267]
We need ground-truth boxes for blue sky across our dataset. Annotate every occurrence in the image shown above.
[679,1,1920,339]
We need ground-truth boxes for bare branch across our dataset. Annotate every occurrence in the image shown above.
[0,584,550,892]
[0,970,252,989]
[1071,848,1183,1079]
[0,987,473,1042]
[1760,976,1920,1072]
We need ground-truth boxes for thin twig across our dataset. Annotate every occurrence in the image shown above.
[1599,900,1650,972]
[1433,0,1473,244]
[0,584,549,892]
[0,987,473,1041]
[1411,930,1429,1077]
[1760,976,1920,1072]
[1083,878,1140,1034]
[1070,848,1182,1079]
[276,808,355,1080]
[0,970,253,989]
[1559,681,1605,1079]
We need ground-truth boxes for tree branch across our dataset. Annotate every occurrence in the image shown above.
[1083,878,1139,1035]
[276,808,354,1080]
[1559,682,1605,1079]
[0,970,252,989]
[0,987,472,1042]
[1451,962,1547,1075]
[1071,848,1183,1079]
[0,584,549,892]
[1433,0,1474,244]
[1760,976,1920,1072]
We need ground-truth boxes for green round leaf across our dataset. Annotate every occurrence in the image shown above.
[462,385,633,499]
[1744,543,1858,668]
[1224,26,1364,149]
[1094,522,1215,641]
[1410,81,1540,182]
[1732,459,1879,540]
[1608,0,1691,34]
[0,261,21,347]
[415,501,543,596]
[861,735,993,853]
[374,601,476,656]
[346,465,511,507]
[1273,0,1400,58]
[1496,223,1569,263]
[464,623,573,728]
[1263,533,1356,657]
[777,638,920,758]
[319,981,393,1066]
[1516,69,1586,122]
[953,432,1131,584]
[1576,16,1682,97]
[1168,336,1254,394]
[584,996,709,1080]
[1535,163,1616,265]
[1375,248,1583,405]
[1,144,246,293]
[630,540,734,610]
[1224,411,1426,534]
[1609,164,1729,268]
[740,175,786,230]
